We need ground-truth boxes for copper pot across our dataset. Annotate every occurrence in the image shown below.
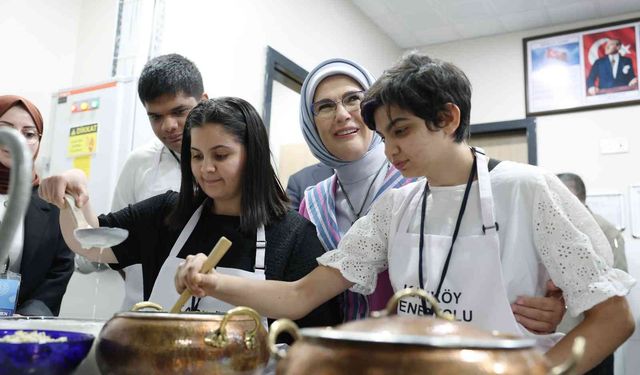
[269,289,584,375]
[96,303,269,374]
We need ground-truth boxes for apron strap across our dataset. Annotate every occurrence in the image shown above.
[474,149,499,234]
[255,225,266,271]
[167,203,205,258]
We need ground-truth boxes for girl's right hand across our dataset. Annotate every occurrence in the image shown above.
[38,169,90,209]
[175,253,218,297]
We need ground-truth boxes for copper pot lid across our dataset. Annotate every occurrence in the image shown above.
[297,289,536,349]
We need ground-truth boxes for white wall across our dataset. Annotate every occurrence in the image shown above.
[0,0,116,116]
[159,0,402,114]
[418,12,640,374]
[0,0,83,121]
[72,0,118,85]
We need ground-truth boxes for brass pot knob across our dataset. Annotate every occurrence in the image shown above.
[268,319,300,360]
[205,306,263,350]
[372,288,454,321]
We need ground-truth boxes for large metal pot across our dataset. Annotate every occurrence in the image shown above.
[96,303,269,374]
[269,289,584,375]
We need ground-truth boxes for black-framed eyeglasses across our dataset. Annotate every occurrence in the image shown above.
[312,90,365,119]
[0,122,41,145]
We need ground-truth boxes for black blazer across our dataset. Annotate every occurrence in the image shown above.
[16,187,74,316]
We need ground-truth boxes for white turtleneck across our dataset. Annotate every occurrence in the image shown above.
[334,143,389,236]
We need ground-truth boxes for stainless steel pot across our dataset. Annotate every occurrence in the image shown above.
[269,288,584,375]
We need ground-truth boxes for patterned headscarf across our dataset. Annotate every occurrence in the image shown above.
[0,95,43,194]
[300,58,382,169]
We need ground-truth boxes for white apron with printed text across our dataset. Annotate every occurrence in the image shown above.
[388,151,562,351]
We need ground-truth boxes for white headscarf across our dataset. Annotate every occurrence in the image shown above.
[299,58,382,169]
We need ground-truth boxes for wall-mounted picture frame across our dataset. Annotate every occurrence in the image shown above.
[524,18,640,116]
[586,191,626,231]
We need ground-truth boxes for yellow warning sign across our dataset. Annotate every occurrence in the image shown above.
[72,155,92,178]
[68,123,98,156]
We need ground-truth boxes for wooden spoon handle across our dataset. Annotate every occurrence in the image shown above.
[170,236,232,313]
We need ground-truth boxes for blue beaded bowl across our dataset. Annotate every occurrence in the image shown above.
[0,329,94,375]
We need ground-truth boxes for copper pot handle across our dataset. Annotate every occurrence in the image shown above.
[204,306,262,350]
[372,288,454,321]
[130,302,164,312]
[548,336,586,375]
[268,319,300,360]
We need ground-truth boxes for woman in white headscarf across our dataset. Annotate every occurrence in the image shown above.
[297,59,410,320]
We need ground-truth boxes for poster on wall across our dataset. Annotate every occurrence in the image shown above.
[524,18,640,116]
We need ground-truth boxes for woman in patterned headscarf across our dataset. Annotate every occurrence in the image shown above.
[0,95,74,316]
[297,59,412,320]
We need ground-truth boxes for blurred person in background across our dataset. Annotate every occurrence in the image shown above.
[0,95,74,316]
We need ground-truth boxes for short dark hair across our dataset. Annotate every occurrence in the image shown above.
[137,54,204,103]
[167,97,289,233]
[361,52,472,143]
[557,173,587,203]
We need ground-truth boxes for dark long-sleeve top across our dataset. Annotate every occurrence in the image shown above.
[17,187,75,316]
[99,191,341,328]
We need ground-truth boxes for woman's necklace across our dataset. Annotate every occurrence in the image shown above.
[336,160,388,224]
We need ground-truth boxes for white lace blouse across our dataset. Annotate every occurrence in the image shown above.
[317,161,636,317]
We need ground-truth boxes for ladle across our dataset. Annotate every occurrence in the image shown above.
[64,194,128,249]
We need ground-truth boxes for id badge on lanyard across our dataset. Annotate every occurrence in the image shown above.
[0,271,21,316]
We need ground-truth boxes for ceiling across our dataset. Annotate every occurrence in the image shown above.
[351,0,640,48]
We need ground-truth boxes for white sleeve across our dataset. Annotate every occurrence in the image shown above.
[111,156,138,211]
[533,174,636,317]
[317,190,394,295]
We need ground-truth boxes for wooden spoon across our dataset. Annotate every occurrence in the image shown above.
[170,236,232,313]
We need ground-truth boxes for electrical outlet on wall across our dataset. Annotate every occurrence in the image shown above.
[600,138,629,154]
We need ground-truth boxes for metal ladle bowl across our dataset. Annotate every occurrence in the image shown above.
[64,194,128,249]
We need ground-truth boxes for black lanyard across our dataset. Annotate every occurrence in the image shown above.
[169,149,180,164]
[418,151,477,315]
[186,296,202,312]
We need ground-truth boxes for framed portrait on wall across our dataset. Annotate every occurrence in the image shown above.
[524,18,640,116]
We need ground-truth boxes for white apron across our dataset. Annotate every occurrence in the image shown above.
[120,146,180,311]
[388,150,562,351]
[149,203,268,326]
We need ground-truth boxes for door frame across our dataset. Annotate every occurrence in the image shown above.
[262,46,308,132]
[469,118,537,165]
